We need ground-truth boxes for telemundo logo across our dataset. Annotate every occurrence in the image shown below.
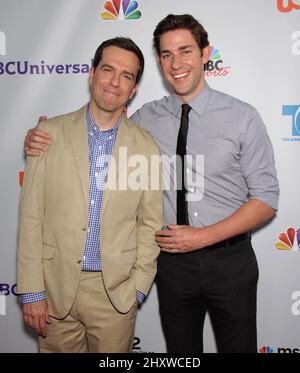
[282,105,300,141]
[0,31,6,56]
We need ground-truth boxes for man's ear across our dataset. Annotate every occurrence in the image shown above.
[156,54,162,68]
[202,46,211,64]
[88,67,94,86]
[129,84,138,101]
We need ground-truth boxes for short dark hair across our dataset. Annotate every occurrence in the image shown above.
[153,14,209,55]
[92,37,144,84]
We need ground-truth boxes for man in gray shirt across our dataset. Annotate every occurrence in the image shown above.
[24,14,279,353]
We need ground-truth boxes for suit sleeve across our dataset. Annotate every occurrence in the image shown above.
[17,123,47,294]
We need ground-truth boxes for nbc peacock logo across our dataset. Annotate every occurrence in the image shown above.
[275,227,300,251]
[101,0,142,20]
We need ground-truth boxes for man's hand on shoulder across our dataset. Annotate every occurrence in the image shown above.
[24,116,52,157]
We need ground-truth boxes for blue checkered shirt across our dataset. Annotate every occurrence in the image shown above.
[20,107,145,304]
[82,106,120,271]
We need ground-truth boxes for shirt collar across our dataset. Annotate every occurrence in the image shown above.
[86,104,120,138]
[167,82,212,118]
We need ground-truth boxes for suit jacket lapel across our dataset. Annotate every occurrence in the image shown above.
[69,105,89,213]
[101,116,134,216]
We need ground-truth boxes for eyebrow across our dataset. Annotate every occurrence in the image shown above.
[122,70,135,78]
[100,63,135,79]
[160,45,194,54]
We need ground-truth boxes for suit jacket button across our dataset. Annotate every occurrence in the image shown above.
[77,260,81,264]
[82,226,86,231]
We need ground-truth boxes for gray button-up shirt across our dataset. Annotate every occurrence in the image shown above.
[131,83,279,228]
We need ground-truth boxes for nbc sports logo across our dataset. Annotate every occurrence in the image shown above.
[210,46,221,61]
[101,0,142,20]
[275,227,300,251]
[0,31,6,55]
[259,346,273,353]
[204,46,231,77]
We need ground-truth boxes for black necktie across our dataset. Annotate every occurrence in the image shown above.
[176,104,191,225]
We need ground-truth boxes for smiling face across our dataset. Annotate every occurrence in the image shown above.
[89,46,139,120]
[158,29,210,103]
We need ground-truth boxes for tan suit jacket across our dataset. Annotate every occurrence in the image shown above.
[17,105,162,317]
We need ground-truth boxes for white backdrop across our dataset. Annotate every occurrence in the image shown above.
[0,0,299,353]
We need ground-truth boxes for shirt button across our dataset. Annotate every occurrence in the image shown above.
[91,200,94,206]
[82,226,87,231]
[95,172,99,177]
[190,188,195,193]
[187,169,190,174]
[194,212,198,217]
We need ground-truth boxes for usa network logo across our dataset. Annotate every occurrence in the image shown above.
[101,0,142,20]
[277,0,300,13]
[204,46,231,78]
[275,227,300,251]
[281,105,300,142]
[260,345,299,353]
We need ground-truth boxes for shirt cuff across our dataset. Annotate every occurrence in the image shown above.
[136,290,146,304]
[19,291,46,304]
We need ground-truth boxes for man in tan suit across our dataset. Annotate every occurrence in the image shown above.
[17,37,162,353]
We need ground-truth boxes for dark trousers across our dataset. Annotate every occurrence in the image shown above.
[156,238,258,353]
